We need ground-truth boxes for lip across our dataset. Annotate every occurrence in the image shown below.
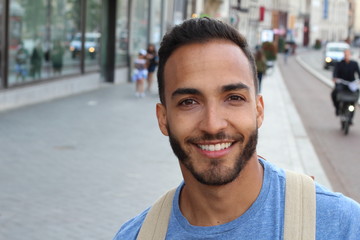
[195,141,235,159]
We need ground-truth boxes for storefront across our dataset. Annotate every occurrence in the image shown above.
[0,0,174,91]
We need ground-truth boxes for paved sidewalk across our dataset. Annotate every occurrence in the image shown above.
[0,62,331,239]
[258,62,331,189]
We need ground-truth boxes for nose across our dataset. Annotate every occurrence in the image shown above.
[198,103,228,134]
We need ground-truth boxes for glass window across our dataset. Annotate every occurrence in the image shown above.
[149,0,162,49]
[8,0,46,86]
[8,0,82,87]
[115,0,129,66]
[130,0,149,54]
[84,0,102,71]
[0,1,3,88]
[51,0,81,76]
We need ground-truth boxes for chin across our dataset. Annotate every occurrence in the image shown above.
[168,127,258,186]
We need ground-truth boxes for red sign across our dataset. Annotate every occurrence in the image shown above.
[259,6,265,22]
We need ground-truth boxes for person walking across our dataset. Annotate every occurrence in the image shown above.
[14,43,29,82]
[146,43,158,92]
[30,41,44,79]
[114,18,360,239]
[254,49,267,92]
[51,40,65,75]
[132,49,148,98]
[283,43,290,64]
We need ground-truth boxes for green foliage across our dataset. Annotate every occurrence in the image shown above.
[314,39,322,49]
[278,38,285,53]
[86,0,102,32]
[66,0,102,32]
[66,0,81,31]
[17,0,46,38]
[200,13,211,18]
[262,42,277,61]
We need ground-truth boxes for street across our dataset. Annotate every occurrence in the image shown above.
[279,49,360,202]
[0,48,359,239]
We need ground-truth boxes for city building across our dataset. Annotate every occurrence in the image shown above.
[353,0,360,45]
[0,0,187,111]
[309,0,349,45]
[0,0,354,111]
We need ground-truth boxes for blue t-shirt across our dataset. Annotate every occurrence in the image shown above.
[113,159,360,239]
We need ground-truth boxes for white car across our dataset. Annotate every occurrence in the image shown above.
[323,42,350,69]
[69,32,101,59]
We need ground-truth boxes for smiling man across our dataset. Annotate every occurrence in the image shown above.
[113,18,360,239]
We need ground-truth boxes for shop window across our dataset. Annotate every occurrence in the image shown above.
[115,0,129,66]
[8,0,82,87]
[84,0,102,72]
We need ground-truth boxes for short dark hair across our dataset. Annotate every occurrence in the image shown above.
[157,17,258,104]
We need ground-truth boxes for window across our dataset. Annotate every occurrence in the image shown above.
[115,0,129,66]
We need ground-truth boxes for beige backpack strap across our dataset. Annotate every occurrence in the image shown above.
[284,170,316,240]
[137,188,177,240]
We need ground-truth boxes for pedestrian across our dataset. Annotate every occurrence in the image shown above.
[14,42,29,82]
[132,49,148,98]
[30,40,44,79]
[254,49,267,92]
[146,43,158,92]
[283,43,290,64]
[51,40,65,75]
[113,17,360,239]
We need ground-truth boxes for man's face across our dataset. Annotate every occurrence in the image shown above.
[156,40,264,186]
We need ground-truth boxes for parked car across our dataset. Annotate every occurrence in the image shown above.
[69,32,101,59]
[323,42,350,69]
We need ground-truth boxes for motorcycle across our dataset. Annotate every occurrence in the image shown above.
[335,79,359,135]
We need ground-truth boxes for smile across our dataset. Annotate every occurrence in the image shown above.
[197,142,232,151]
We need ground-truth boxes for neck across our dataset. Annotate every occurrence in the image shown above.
[179,155,264,226]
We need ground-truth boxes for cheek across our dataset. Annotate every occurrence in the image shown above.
[231,106,258,129]
[167,111,199,136]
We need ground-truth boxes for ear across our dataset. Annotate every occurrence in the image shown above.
[156,103,169,136]
[256,95,264,128]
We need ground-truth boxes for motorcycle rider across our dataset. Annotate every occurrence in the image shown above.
[331,49,360,116]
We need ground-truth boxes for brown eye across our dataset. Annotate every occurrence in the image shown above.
[180,99,197,106]
[227,95,245,102]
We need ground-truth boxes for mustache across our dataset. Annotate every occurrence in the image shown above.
[186,132,245,143]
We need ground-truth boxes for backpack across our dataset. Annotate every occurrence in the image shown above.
[137,170,316,240]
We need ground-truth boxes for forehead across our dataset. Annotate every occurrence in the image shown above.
[163,40,254,94]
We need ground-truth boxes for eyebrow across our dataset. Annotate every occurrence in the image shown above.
[221,83,250,92]
[171,83,250,99]
[171,88,201,99]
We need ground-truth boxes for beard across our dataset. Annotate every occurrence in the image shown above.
[167,126,258,186]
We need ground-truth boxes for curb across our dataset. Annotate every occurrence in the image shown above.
[275,62,333,190]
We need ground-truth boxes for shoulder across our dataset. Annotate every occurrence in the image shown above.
[316,184,360,217]
[112,208,149,240]
[315,184,360,237]
[351,60,360,67]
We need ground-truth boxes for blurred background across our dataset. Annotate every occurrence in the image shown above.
[1,0,360,239]
[0,0,358,106]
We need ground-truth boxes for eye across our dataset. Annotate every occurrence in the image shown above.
[179,98,198,106]
[227,95,245,102]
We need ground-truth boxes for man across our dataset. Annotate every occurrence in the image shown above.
[331,49,360,116]
[114,18,360,239]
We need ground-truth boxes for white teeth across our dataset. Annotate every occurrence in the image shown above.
[198,142,232,151]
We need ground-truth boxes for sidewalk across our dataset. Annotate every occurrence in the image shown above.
[0,62,331,239]
[258,62,331,189]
